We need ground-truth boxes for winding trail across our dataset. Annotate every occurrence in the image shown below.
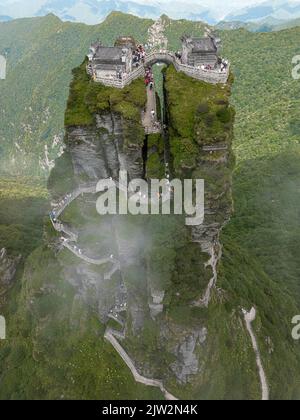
[50,184,120,275]
[52,184,97,218]
[50,184,178,401]
[62,241,117,266]
[104,329,178,400]
[51,219,78,242]
[50,188,269,401]
[243,307,269,401]
[51,181,172,267]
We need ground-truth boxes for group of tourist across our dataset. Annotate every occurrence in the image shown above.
[49,189,119,264]
[175,51,182,60]
[201,64,214,71]
[145,67,154,89]
[49,193,73,224]
[199,58,228,73]
[220,59,229,72]
[151,109,161,132]
[132,44,146,67]
[50,210,57,223]
[144,68,161,132]
[62,239,83,256]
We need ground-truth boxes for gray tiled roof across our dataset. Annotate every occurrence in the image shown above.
[191,38,217,53]
[94,47,124,63]
[182,36,217,53]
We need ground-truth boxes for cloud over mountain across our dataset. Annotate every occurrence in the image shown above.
[1,0,300,24]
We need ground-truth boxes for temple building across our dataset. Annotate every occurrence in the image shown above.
[181,35,220,68]
[87,39,133,80]
[86,34,229,87]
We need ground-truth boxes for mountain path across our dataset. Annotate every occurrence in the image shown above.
[104,329,178,400]
[243,307,269,401]
[142,85,161,134]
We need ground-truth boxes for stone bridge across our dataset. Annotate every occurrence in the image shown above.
[144,51,177,67]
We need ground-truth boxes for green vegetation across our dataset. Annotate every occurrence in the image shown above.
[217,240,300,399]
[221,27,300,161]
[47,151,76,199]
[146,133,165,179]
[0,179,48,257]
[164,66,234,175]
[162,23,300,398]
[223,152,300,298]
[64,59,147,156]
[216,26,300,398]
[0,246,162,400]
[0,13,153,177]
[162,15,206,52]
[65,60,146,128]
[1,12,300,400]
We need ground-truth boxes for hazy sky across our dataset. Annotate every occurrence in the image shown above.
[1,0,300,20]
[0,0,294,12]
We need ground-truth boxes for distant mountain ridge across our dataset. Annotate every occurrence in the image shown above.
[1,0,300,26]
[224,0,300,23]
[0,0,216,24]
[216,15,300,32]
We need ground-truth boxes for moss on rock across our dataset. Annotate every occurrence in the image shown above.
[65,59,147,128]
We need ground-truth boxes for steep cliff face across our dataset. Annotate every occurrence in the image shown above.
[47,62,148,326]
[67,113,144,184]
[0,64,162,400]
[1,62,253,400]
[42,61,237,393]
[116,66,236,390]
[62,59,147,185]
[164,66,235,307]
[46,62,238,394]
